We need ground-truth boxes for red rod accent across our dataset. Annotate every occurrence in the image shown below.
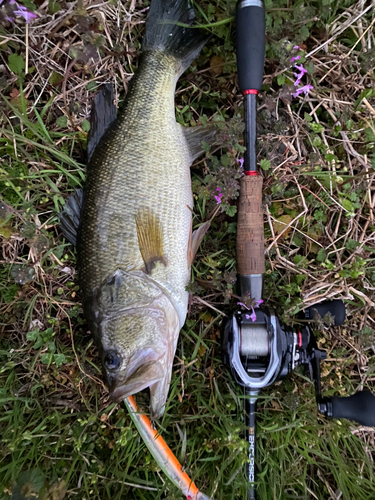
[298,332,302,348]
[244,171,258,176]
[243,89,259,95]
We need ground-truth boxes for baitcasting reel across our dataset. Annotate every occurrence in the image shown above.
[222,300,375,427]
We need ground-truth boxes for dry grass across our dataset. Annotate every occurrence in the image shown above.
[1,0,375,499]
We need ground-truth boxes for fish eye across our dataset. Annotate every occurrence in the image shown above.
[104,352,121,371]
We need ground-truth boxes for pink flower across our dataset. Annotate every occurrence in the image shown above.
[2,0,37,23]
[294,64,307,76]
[238,299,263,322]
[292,84,313,98]
[14,7,36,22]
[290,55,301,62]
[293,64,307,86]
[237,301,249,310]
[214,186,223,204]
[245,311,257,322]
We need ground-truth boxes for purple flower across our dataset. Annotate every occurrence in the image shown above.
[237,301,249,310]
[247,311,257,322]
[293,64,307,86]
[214,187,223,204]
[2,0,37,23]
[292,84,313,98]
[290,55,301,62]
[238,299,263,322]
[237,157,244,169]
[293,45,300,50]
[245,309,257,322]
[14,6,36,22]
[294,64,307,75]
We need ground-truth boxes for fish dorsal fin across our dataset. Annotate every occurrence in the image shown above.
[135,209,168,274]
[87,84,117,163]
[181,124,218,161]
[187,220,211,266]
[59,188,83,246]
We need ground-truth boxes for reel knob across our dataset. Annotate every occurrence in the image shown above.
[304,300,346,326]
[320,391,375,427]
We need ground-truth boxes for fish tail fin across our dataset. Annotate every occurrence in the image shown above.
[143,0,208,76]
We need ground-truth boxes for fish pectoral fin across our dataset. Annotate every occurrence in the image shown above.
[188,220,211,266]
[59,188,83,246]
[135,209,168,274]
[181,124,218,161]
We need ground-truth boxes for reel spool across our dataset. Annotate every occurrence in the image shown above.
[222,308,297,392]
[222,299,375,426]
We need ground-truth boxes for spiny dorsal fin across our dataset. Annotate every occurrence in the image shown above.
[135,209,168,274]
[59,188,83,246]
[181,124,218,161]
[87,84,117,163]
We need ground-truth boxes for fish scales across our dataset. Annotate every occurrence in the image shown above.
[79,53,192,324]
[65,0,210,417]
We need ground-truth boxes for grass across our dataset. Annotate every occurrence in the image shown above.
[1,0,375,499]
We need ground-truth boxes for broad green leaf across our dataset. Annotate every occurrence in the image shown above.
[54,354,67,366]
[41,353,53,364]
[56,115,68,128]
[8,53,25,76]
[26,330,39,341]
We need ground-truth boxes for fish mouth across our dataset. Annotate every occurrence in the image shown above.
[110,360,165,403]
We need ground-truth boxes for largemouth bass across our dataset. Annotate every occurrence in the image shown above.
[60,0,213,417]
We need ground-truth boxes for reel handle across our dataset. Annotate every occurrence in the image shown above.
[304,300,346,326]
[325,391,375,427]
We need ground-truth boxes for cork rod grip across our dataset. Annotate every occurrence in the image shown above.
[236,175,265,276]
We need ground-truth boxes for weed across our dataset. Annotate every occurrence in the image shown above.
[1,1,375,500]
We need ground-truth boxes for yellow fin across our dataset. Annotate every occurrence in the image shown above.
[135,209,167,274]
[187,220,211,266]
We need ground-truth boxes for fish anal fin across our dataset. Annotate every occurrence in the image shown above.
[59,188,83,246]
[135,209,167,274]
[187,220,211,266]
[181,124,218,161]
[87,84,117,163]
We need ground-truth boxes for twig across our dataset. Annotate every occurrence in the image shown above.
[192,296,227,317]
[306,3,374,59]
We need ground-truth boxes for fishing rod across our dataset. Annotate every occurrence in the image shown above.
[222,1,375,499]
